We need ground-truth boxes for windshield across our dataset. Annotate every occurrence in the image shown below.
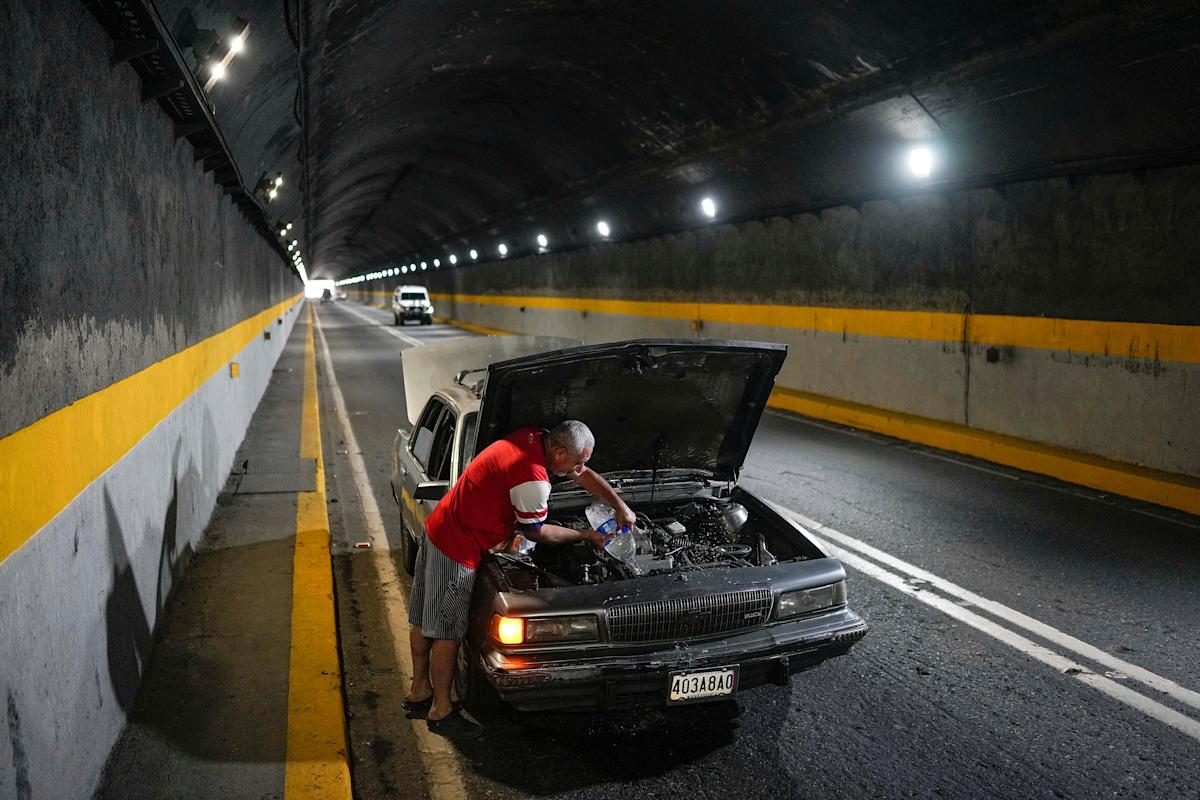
[400,292,426,300]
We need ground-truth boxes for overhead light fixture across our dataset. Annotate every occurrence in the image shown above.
[229,33,245,54]
[433,258,440,267]
[274,173,283,188]
[498,243,508,256]
[286,222,293,231]
[402,265,408,274]
[536,234,549,249]
[279,227,287,236]
[421,261,427,270]
[907,146,934,179]
[268,187,277,200]
[209,62,226,81]
[449,254,457,265]
[700,197,717,219]
[596,220,611,238]
[469,249,478,260]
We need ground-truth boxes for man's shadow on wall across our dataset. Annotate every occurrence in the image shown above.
[104,437,197,714]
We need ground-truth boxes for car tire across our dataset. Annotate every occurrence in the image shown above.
[455,644,501,712]
[399,518,418,576]
[422,315,432,325]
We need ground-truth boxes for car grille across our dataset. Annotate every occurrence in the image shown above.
[606,588,773,643]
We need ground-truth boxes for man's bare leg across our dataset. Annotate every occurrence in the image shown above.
[406,624,433,703]
[426,638,460,721]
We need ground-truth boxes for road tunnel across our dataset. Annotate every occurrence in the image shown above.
[2,1,1198,798]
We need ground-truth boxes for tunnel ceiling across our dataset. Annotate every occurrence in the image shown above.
[166,1,1200,280]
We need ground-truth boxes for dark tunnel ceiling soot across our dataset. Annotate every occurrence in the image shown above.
[211,1,1200,279]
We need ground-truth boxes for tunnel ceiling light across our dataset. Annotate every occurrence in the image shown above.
[279,227,287,236]
[498,243,508,256]
[401,265,408,273]
[209,61,226,81]
[433,258,440,267]
[268,187,277,200]
[700,197,717,219]
[420,261,427,270]
[286,222,293,231]
[907,146,934,179]
[409,263,415,270]
[536,233,549,249]
[274,173,283,188]
[449,254,457,265]
[469,249,478,261]
[230,33,245,54]
[596,220,611,238]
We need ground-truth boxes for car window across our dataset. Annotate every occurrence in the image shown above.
[400,292,425,300]
[459,413,478,471]
[411,397,444,471]
[428,409,457,482]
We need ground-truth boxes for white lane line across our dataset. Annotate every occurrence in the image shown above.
[784,508,1200,716]
[313,310,468,800]
[811,536,1200,743]
[336,300,426,347]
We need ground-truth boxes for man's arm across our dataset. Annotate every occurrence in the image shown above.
[520,523,607,550]
[573,467,636,530]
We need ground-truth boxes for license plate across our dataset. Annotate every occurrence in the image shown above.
[667,667,739,704]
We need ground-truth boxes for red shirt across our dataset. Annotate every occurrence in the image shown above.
[426,427,551,568]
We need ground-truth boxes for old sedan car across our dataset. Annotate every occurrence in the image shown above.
[390,336,867,712]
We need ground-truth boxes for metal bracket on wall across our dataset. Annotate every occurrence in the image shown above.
[80,0,296,277]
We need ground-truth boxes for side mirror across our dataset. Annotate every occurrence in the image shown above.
[414,481,449,501]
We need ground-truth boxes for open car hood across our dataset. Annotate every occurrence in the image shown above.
[476,339,787,481]
[401,335,582,426]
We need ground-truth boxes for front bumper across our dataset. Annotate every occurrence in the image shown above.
[474,607,867,711]
[397,307,431,319]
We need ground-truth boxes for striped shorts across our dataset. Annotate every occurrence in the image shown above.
[407,534,477,641]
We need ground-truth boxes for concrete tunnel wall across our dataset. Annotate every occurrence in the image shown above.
[0,3,302,799]
[351,166,1200,504]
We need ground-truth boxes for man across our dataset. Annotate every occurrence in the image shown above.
[403,419,634,740]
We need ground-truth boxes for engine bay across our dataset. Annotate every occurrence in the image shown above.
[494,495,815,590]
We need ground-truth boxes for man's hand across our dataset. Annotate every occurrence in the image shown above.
[582,530,611,551]
[614,504,636,533]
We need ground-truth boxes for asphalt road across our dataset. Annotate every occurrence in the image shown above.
[313,300,1200,800]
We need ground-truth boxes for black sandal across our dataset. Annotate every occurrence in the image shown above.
[401,695,433,717]
[426,708,483,741]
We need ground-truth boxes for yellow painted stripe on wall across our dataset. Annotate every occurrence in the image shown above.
[769,386,1200,516]
[431,291,1200,363]
[0,294,302,567]
[284,308,351,799]
[418,304,1200,516]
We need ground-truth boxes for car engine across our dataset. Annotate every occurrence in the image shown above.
[496,497,802,589]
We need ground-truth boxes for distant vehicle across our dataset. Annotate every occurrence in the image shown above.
[336,291,348,301]
[321,288,333,303]
[392,285,434,325]
[390,337,867,712]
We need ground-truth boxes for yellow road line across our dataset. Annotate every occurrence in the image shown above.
[430,291,1200,363]
[0,294,302,567]
[284,305,352,799]
[769,386,1200,517]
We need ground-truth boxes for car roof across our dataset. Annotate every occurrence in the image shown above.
[435,384,480,414]
[394,285,428,292]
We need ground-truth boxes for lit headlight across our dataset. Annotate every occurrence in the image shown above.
[491,614,599,645]
[775,581,846,619]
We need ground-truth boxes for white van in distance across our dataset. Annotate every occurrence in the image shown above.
[392,285,434,326]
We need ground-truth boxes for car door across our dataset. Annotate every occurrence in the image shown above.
[400,396,445,534]
[408,399,458,533]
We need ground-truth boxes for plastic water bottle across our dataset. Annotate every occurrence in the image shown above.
[586,503,637,564]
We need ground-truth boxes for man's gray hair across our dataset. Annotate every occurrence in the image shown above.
[547,420,594,455]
